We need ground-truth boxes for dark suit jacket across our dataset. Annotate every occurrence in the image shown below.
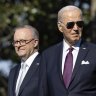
[8,54,41,96]
[39,41,96,96]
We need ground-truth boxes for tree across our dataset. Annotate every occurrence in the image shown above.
[0,0,93,61]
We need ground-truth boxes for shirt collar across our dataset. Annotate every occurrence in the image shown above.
[21,52,39,68]
[63,39,81,51]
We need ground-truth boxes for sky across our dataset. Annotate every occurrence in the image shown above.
[0,59,16,77]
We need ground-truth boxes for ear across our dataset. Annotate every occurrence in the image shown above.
[57,22,63,33]
[34,39,39,48]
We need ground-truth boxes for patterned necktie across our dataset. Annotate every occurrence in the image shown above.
[63,48,73,88]
[16,63,27,96]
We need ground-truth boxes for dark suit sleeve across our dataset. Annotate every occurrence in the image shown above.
[8,68,14,96]
[38,52,49,96]
[8,65,18,96]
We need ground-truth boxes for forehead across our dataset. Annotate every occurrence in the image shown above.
[61,10,83,22]
[14,28,33,40]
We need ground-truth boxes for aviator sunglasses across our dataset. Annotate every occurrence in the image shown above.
[66,21,84,29]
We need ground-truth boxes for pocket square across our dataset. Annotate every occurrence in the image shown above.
[81,60,90,65]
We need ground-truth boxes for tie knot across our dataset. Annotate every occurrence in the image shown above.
[69,47,73,53]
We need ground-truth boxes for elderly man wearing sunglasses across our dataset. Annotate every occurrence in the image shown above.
[39,5,96,96]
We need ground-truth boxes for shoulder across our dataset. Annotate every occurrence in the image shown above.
[34,53,41,63]
[81,41,96,55]
[40,41,63,60]
[83,41,96,49]
[9,64,19,75]
[43,41,63,54]
[8,65,18,81]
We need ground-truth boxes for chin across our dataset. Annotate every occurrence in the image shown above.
[70,39,79,45]
[73,37,80,41]
[18,53,25,57]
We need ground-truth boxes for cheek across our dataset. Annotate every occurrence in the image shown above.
[27,45,34,53]
[63,29,71,37]
[80,29,83,35]
[15,47,18,53]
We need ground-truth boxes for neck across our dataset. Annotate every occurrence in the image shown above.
[21,50,38,62]
[64,39,81,47]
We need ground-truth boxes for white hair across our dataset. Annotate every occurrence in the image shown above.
[58,5,83,22]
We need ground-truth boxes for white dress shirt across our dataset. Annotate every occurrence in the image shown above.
[15,52,39,95]
[62,40,81,74]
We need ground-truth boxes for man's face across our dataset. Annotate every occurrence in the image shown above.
[58,10,83,45]
[13,28,38,61]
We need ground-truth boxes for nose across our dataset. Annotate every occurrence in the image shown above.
[73,23,78,30]
[73,23,80,34]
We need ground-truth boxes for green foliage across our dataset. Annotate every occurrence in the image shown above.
[0,0,92,62]
[0,0,62,61]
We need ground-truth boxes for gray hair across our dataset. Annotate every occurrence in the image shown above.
[14,25,39,40]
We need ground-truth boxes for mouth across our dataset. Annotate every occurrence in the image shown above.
[17,48,25,51]
[71,33,80,38]
[72,33,79,36]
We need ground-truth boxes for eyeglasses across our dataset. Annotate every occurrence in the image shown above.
[66,21,84,29]
[12,39,34,46]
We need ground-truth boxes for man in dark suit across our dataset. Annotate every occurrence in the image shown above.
[8,25,40,96]
[39,5,96,96]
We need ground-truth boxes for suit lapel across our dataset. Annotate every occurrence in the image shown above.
[69,41,89,87]
[18,54,40,95]
[56,42,66,85]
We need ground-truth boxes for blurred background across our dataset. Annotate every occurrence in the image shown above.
[0,0,96,96]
